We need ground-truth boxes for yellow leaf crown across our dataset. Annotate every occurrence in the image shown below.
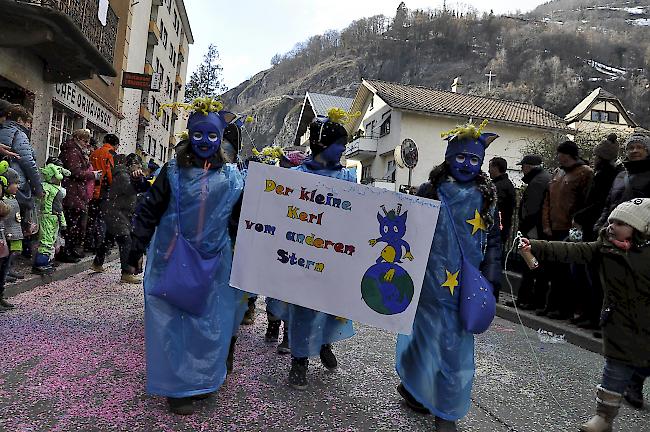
[440,119,489,140]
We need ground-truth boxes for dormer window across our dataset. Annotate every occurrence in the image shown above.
[591,110,619,123]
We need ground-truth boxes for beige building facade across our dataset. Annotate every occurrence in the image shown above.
[118,0,193,165]
[565,87,637,138]
[0,0,127,163]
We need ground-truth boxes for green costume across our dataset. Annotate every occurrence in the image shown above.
[37,164,70,256]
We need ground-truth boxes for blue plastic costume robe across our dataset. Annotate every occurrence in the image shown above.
[143,160,243,397]
[395,180,498,421]
[275,163,356,358]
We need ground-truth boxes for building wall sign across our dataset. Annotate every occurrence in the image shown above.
[53,83,115,132]
[122,72,161,91]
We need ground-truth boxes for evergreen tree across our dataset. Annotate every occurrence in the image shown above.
[184,44,227,102]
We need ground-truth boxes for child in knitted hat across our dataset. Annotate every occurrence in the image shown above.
[0,162,23,310]
[33,162,71,274]
[520,198,650,432]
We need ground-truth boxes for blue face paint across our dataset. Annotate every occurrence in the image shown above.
[188,112,227,159]
[443,132,498,182]
[448,152,482,182]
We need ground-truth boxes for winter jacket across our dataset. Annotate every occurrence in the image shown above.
[542,161,593,232]
[518,167,552,239]
[492,173,516,242]
[0,121,43,208]
[595,157,650,230]
[101,165,141,237]
[90,143,117,200]
[59,138,96,211]
[573,162,622,241]
[2,196,23,241]
[530,233,650,368]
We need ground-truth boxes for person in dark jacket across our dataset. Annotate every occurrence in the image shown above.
[512,155,552,310]
[91,153,147,284]
[489,157,516,246]
[572,134,622,329]
[521,198,650,432]
[0,104,44,256]
[58,129,100,262]
[540,141,593,319]
[595,130,650,231]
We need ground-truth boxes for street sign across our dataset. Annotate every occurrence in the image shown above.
[121,72,161,92]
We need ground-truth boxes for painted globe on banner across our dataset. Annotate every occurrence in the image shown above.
[361,262,414,315]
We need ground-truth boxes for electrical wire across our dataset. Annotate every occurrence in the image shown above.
[504,233,571,418]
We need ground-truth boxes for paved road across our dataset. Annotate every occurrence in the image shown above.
[0,262,648,431]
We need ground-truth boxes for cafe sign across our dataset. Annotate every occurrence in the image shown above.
[53,82,116,132]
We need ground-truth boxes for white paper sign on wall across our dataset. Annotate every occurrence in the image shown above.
[230,163,440,334]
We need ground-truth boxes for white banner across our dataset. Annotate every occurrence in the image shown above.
[230,163,440,334]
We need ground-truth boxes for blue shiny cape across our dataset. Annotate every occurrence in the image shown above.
[395,181,492,421]
[278,164,357,358]
[143,160,243,397]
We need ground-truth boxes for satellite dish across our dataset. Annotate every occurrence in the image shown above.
[401,139,418,169]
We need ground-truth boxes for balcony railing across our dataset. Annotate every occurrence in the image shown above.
[16,0,118,65]
[345,137,377,160]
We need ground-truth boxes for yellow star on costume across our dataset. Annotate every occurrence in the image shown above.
[466,210,487,235]
[441,269,460,296]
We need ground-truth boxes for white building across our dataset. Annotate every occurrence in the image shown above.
[565,87,637,137]
[345,79,568,191]
[119,0,193,165]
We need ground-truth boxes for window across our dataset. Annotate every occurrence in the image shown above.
[386,160,396,182]
[365,120,376,138]
[169,45,175,63]
[369,97,374,111]
[154,57,160,72]
[160,144,165,161]
[361,165,372,184]
[161,22,168,48]
[380,116,391,137]
[152,137,157,158]
[173,11,179,32]
[48,105,75,158]
[591,110,619,124]
[147,135,152,154]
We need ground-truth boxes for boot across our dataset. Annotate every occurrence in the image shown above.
[120,273,142,284]
[277,325,290,354]
[265,319,281,343]
[319,344,338,370]
[288,357,308,390]
[8,271,24,280]
[55,251,80,263]
[226,336,237,375]
[32,253,55,275]
[397,383,429,414]
[434,417,458,432]
[167,397,194,415]
[579,385,622,432]
[0,298,15,309]
[624,376,645,410]
[241,297,256,325]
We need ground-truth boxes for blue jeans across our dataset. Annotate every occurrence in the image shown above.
[601,358,650,394]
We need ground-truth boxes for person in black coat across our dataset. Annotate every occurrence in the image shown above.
[512,155,552,310]
[489,157,516,247]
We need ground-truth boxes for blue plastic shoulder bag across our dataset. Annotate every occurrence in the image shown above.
[440,193,496,334]
[147,168,222,316]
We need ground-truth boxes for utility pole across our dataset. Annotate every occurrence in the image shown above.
[485,70,496,91]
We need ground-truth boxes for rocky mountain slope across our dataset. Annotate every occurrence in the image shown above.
[221,0,650,153]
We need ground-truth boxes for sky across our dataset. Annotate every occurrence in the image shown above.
[185,0,548,89]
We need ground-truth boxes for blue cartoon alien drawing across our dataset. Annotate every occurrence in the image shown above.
[362,204,415,315]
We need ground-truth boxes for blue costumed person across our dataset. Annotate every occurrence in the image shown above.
[278,108,357,390]
[395,121,502,432]
[126,97,244,416]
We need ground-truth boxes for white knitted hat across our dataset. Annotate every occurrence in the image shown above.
[608,198,650,236]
